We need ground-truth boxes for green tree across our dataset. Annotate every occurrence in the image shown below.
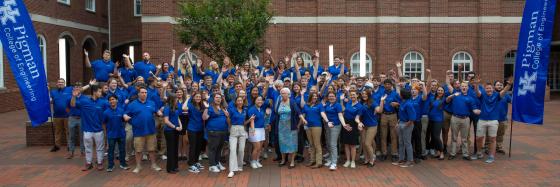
[177,0,272,66]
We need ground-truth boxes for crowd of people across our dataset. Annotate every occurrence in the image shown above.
[48,47,512,178]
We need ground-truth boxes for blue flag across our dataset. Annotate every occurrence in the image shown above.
[0,0,50,126]
[512,0,557,125]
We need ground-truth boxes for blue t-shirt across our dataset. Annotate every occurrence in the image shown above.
[203,70,220,84]
[328,64,348,80]
[106,88,128,107]
[343,101,362,120]
[289,67,306,82]
[302,103,324,127]
[186,101,204,132]
[206,106,228,131]
[163,106,182,131]
[443,86,459,113]
[262,68,275,77]
[498,93,511,121]
[75,96,108,132]
[428,97,445,122]
[449,94,476,117]
[126,99,157,137]
[91,59,115,82]
[147,87,162,108]
[103,107,126,138]
[422,92,434,115]
[478,92,501,121]
[222,68,236,79]
[192,64,202,83]
[382,90,401,113]
[277,69,291,81]
[50,87,73,118]
[410,95,424,122]
[399,100,417,122]
[360,101,380,127]
[229,107,247,126]
[324,102,343,125]
[248,106,266,128]
[119,67,136,83]
[134,61,156,80]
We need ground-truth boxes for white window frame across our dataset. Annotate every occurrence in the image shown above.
[452,51,473,80]
[38,35,47,79]
[57,0,70,5]
[0,42,4,88]
[505,50,516,65]
[403,51,425,80]
[350,52,372,77]
[85,0,96,12]
[178,52,199,65]
[291,52,313,68]
[134,0,142,17]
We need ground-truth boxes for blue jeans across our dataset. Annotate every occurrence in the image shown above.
[68,116,84,153]
[107,137,127,168]
[398,121,414,162]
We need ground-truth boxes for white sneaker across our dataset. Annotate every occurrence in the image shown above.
[152,164,162,171]
[142,154,148,161]
[343,161,351,168]
[256,161,263,168]
[104,152,108,157]
[359,155,365,160]
[161,155,167,160]
[227,171,235,178]
[217,162,226,171]
[209,166,220,173]
[198,155,202,161]
[188,165,200,173]
[250,161,259,169]
[430,149,436,156]
[201,153,209,159]
[236,167,243,172]
[324,161,332,167]
[350,161,356,168]
[329,164,337,171]
[195,163,204,169]
[132,167,142,173]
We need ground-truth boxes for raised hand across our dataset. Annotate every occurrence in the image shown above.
[395,61,402,68]
[84,49,89,56]
[265,48,272,55]
[381,94,387,101]
[284,56,290,63]
[426,69,431,74]
[314,50,320,57]
[89,79,97,86]
[454,92,460,96]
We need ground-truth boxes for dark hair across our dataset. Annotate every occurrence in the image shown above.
[400,89,412,100]
[383,79,393,85]
[307,92,319,105]
[73,82,82,87]
[167,94,178,112]
[91,85,102,93]
[108,95,118,101]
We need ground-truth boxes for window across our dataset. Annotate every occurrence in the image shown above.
[57,0,70,5]
[85,0,95,12]
[134,0,142,16]
[178,52,199,65]
[504,50,516,79]
[350,52,372,77]
[452,51,473,80]
[290,52,312,68]
[0,42,3,88]
[504,51,516,65]
[251,54,260,67]
[38,35,47,79]
[403,52,424,80]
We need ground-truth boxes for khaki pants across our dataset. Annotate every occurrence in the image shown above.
[380,113,398,155]
[450,116,470,156]
[442,111,452,147]
[306,127,322,164]
[125,123,134,157]
[496,121,508,149]
[420,115,429,154]
[363,126,378,161]
[155,116,166,155]
[53,118,68,147]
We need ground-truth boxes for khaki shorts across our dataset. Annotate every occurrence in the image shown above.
[134,134,157,152]
[477,120,499,137]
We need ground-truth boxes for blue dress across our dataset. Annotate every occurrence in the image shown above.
[278,102,297,153]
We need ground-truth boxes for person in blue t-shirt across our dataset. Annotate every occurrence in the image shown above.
[394,89,417,168]
[71,85,109,171]
[340,90,363,169]
[494,80,512,154]
[102,95,129,172]
[49,78,73,152]
[182,91,206,173]
[327,56,348,80]
[359,90,386,167]
[227,96,253,178]
[445,82,481,160]
[300,92,327,168]
[123,86,163,173]
[472,80,511,164]
[410,83,428,161]
[323,91,347,171]
[202,93,229,173]
[427,86,446,160]
[379,79,401,162]
[85,49,115,82]
[119,54,137,84]
[134,52,157,80]
[163,95,183,174]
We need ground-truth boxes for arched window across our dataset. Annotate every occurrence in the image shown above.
[291,51,313,67]
[350,52,372,76]
[403,51,424,80]
[250,54,260,67]
[452,51,473,80]
[38,35,47,78]
[178,52,199,65]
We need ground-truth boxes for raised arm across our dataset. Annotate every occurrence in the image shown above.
[395,61,403,79]
[500,77,513,98]
[84,49,92,68]
[312,50,319,80]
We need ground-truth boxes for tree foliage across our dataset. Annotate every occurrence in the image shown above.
[177,0,272,66]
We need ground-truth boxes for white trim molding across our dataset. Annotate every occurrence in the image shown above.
[141,16,522,24]
[30,14,109,34]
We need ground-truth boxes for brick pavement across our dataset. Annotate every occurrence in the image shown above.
[1,102,560,187]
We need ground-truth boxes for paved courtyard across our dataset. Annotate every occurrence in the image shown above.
[0,102,559,187]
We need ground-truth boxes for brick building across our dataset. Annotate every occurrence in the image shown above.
[1,0,559,113]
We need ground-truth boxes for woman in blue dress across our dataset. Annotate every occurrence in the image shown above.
[273,88,304,169]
